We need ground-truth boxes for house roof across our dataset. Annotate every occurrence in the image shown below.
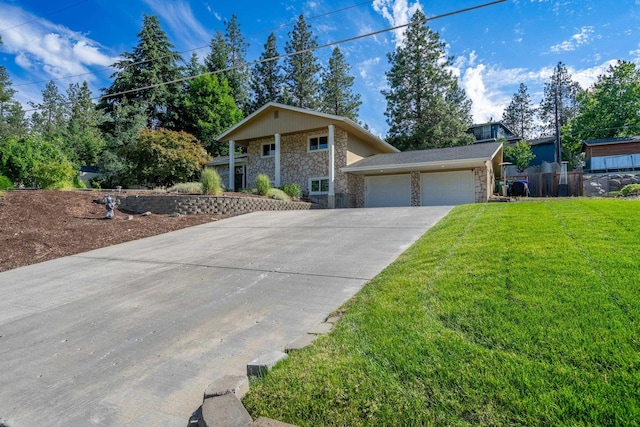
[216,102,399,153]
[342,141,503,174]
[527,136,556,146]
[582,136,640,147]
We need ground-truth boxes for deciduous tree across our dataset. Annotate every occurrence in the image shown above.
[382,10,473,151]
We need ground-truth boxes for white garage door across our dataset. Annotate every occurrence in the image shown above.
[365,174,411,207]
[421,170,475,206]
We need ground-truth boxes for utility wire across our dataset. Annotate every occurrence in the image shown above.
[98,0,507,102]
[14,0,376,88]
[21,0,506,111]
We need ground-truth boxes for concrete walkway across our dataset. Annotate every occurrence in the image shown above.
[0,207,451,427]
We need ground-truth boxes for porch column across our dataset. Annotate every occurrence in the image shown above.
[328,124,335,209]
[274,133,281,187]
[229,140,235,192]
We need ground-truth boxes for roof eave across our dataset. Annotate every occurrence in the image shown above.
[341,157,493,174]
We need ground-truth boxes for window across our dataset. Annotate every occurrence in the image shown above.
[309,135,328,151]
[309,177,329,195]
[262,142,276,157]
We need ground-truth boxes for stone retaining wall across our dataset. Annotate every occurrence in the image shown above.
[117,194,313,216]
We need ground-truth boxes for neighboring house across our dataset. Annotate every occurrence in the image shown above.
[504,136,556,167]
[213,102,502,207]
[468,122,520,144]
[582,136,640,172]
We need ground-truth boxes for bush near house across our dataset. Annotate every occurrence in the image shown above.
[621,183,640,197]
[0,174,13,190]
[281,183,301,199]
[201,168,223,195]
[256,174,271,196]
[267,188,291,201]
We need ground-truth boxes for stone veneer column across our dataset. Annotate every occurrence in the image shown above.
[229,140,235,191]
[274,133,281,187]
[328,124,335,209]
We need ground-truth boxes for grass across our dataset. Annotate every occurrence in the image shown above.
[168,182,203,194]
[243,200,640,426]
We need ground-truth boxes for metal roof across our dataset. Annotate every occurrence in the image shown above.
[582,136,640,146]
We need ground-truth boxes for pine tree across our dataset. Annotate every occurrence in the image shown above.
[382,10,473,151]
[205,16,249,113]
[249,32,284,113]
[501,83,536,140]
[539,61,581,162]
[100,15,183,129]
[284,15,321,109]
[319,47,361,120]
[0,62,26,139]
[66,81,105,166]
[29,81,67,138]
[185,52,204,78]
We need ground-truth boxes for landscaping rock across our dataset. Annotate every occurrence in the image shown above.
[252,417,298,427]
[307,322,333,335]
[285,334,318,353]
[247,351,287,377]
[204,375,249,400]
[199,393,252,427]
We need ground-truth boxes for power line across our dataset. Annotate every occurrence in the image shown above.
[0,0,89,33]
[13,0,376,88]
[22,0,506,111]
[97,0,507,102]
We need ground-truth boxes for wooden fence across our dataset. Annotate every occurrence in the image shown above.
[524,172,583,197]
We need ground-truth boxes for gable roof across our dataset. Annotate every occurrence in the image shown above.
[342,141,503,174]
[216,102,399,153]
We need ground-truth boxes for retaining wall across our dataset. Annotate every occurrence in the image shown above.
[117,194,313,216]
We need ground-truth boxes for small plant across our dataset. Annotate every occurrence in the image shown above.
[267,188,291,201]
[0,174,13,190]
[169,182,203,194]
[620,183,640,197]
[281,183,301,199]
[256,174,271,196]
[201,168,223,195]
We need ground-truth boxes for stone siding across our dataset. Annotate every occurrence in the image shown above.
[245,128,350,196]
[410,171,421,206]
[118,195,312,216]
[348,174,365,208]
[474,162,493,202]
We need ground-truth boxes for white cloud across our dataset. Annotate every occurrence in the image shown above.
[372,0,422,47]
[358,57,385,90]
[0,3,117,94]
[142,0,211,49]
[461,63,511,123]
[549,26,594,53]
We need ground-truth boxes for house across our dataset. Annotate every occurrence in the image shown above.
[213,102,502,207]
[504,136,556,167]
[467,122,520,144]
[582,136,640,172]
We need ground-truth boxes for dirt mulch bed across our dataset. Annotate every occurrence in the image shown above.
[0,190,227,273]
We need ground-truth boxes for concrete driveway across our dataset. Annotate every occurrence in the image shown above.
[0,206,451,427]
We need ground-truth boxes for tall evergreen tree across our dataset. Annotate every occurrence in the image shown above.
[100,15,183,129]
[65,81,105,166]
[319,47,361,120]
[205,16,249,113]
[0,57,26,139]
[501,83,536,140]
[539,61,581,162]
[185,52,205,78]
[29,81,67,138]
[284,15,321,109]
[249,32,284,113]
[382,10,473,151]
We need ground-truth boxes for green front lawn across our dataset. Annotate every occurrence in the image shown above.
[243,200,640,426]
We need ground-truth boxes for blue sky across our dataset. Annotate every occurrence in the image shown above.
[1,0,639,137]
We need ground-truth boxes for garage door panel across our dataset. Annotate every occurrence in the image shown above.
[365,174,411,207]
[421,170,475,206]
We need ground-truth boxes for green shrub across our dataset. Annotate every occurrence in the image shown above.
[281,183,301,198]
[0,174,13,190]
[267,188,291,201]
[169,182,203,194]
[620,183,640,197]
[256,174,271,196]
[90,177,103,189]
[201,168,223,195]
[0,191,4,197]
[32,161,76,189]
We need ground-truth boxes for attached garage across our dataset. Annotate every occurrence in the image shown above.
[365,174,411,207]
[421,170,475,206]
[343,142,503,207]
